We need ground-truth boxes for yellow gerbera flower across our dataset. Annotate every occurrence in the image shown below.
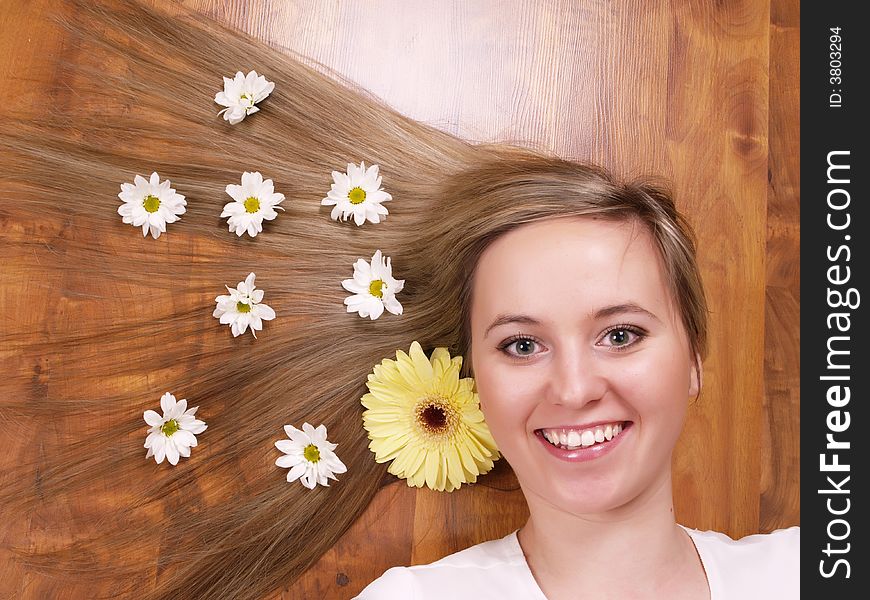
[361,341,499,492]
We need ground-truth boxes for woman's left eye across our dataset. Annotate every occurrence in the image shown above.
[598,326,645,350]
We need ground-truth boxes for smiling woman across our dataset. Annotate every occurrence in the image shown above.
[356,163,799,600]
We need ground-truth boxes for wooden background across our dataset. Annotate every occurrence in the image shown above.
[0,0,799,598]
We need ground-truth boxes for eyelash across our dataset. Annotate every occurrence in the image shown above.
[497,334,544,361]
[599,325,647,351]
[497,325,647,360]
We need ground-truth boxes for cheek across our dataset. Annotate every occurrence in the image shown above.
[613,352,691,428]
[475,363,539,441]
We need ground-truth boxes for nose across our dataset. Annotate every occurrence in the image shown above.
[548,344,608,410]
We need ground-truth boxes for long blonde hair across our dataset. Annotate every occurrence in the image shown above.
[0,1,706,598]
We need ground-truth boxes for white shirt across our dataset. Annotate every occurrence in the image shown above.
[355,525,800,599]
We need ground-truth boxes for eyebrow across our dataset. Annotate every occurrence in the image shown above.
[593,303,662,323]
[483,303,662,338]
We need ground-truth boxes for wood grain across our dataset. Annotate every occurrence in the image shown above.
[0,1,800,598]
[762,0,800,530]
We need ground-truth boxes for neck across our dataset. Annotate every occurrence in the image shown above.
[517,471,695,597]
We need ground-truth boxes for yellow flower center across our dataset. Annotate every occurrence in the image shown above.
[161,419,180,437]
[236,301,252,313]
[415,396,458,439]
[143,195,161,213]
[244,196,260,213]
[348,187,366,205]
[304,444,321,463]
[369,279,385,298]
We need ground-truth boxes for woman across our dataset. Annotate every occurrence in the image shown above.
[0,1,797,599]
[357,176,800,599]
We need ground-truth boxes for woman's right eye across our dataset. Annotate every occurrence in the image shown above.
[498,336,541,360]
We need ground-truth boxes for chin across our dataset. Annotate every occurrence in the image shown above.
[522,470,667,518]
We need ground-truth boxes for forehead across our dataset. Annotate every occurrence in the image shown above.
[470,217,675,325]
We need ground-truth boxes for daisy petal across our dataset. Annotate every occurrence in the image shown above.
[275,422,346,489]
[143,393,206,466]
[214,273,274,338]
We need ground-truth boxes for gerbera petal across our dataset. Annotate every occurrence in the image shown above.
[361,342,498,491]
[424,451,440,490]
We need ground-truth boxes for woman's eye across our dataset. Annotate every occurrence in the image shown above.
[599,327,643,349]
[499,337,540,358]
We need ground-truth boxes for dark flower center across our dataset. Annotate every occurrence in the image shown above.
[415,396,458,440]
[421,405,447,432]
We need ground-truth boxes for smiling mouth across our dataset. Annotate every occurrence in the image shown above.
[536,421,630,451]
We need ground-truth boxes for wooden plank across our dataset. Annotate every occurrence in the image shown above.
[762,0,800,530]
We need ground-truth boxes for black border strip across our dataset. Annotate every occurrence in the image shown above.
[801,4,866,597]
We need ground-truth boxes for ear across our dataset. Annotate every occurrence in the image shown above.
[689,353,703,397]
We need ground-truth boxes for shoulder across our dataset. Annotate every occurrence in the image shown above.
[687,525,800,563]
[682,525,800,598]
[354,531,539,600]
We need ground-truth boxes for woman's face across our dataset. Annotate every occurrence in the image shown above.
[469,216,699,516]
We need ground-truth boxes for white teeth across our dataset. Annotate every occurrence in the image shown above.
[540,422,626,450]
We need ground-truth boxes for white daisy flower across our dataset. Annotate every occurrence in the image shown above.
[342,249,404,320]
[117,172,186,239]
[275,422,347,489]
[221,171,286,237]
[213,272,276,338]
[143,392,207,466]
[214,70,275,125]
[321,161,392,226]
